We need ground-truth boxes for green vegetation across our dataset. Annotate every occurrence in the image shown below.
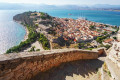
[86,48,94,50]
[39,34,50,50]
[104,45,111,50]
[116,28,119,32]
[96,35,110,43]
[107,71,111,77]
[103,31,108,35]
[104,25,109,27]
[78,43,85,49]
[36,49,40,51]
[97,29,101,32]
[47,27,56,36]
[34,13,37,16]
[7,12,52,53]
[98,44,111,50]
[35,24,39,27]
[112,26,118,29]
[39,12,51,20]
[6,26,39,53]
[90,25,96,30]
[6,31,50,53]
[6,23,50,53]
[40,12,45,16]
[29,46,35,52]
[113,37,117,40]
[103,62,111,77]
[78,42,96,50]
[48,31,56,35]
[112,26,119,33]
[40,16,46,20]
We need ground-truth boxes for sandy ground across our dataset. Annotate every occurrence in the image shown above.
[24,41,44,52]
[23,27,29,41]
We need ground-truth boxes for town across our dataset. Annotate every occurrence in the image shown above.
[53,18,115,42]
[29,12,118,50]
[2,11,120,80]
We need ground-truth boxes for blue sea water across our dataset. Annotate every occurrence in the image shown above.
[40,9,120,26]
[0,9,120,54]
[0,10,26,54]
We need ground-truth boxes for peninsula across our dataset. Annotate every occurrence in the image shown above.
[6,11,118,53]
[1,11,120,80]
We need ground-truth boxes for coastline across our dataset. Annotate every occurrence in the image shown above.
[14,20,29,41]
[23,27,29,41]
[79,18,117,27]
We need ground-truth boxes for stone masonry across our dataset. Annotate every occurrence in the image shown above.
[0,49,103,80]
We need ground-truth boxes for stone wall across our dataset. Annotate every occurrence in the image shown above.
[0,49,99,80]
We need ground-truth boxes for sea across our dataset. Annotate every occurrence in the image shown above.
[0,9,120,54]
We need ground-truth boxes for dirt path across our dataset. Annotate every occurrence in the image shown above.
[24,41,44,52]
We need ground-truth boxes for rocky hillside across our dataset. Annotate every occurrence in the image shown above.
[13,11,34,26]
[13,11,55,27]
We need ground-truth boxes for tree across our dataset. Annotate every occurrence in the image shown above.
[78,43,85,49]
[113,37,117,40]
[96,35,110,44]
[112,31,115,34]
[38,34,50,50]
[29,46,35,52]
[104,45,111,50]
[96,37,102,43]
[103,31,107,35]
[90,25,96,30]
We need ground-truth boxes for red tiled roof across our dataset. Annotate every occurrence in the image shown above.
[104,39,114,43]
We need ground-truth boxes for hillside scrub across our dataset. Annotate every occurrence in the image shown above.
[6,26,39,53]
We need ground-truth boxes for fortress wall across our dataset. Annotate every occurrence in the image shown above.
[0,49,101,80]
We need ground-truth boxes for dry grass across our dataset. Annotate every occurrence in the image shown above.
[103,62,111,77]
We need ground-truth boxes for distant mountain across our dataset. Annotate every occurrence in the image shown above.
[90,4,120,9]
[0,3,22,10]
[0,3,58,10]
[0,3,120,10]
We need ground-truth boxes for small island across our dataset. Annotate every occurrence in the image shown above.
[6,11,119,53]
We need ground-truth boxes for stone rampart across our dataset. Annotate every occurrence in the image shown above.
[0,49,101,80]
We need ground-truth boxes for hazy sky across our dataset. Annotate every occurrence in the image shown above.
[0,0,120,5]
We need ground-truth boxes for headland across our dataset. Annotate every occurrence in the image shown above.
[6,11,118,53]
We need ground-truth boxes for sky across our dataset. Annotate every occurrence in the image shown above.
[0,0,120,5]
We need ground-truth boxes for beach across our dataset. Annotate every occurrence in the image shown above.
[14,20,29,41]
[23,27,29,41]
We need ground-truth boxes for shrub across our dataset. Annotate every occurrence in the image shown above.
[38,34,50,50]
[78,43,85,49]
[36,49,40,51]
[96,35,110,43]
[113,37,117,40]
[6,26,39,53]
[29,46,35,52]
[90,25,96,30]
[104,45,111,50]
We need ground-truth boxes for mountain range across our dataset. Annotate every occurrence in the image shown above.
[0,3,120,10]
